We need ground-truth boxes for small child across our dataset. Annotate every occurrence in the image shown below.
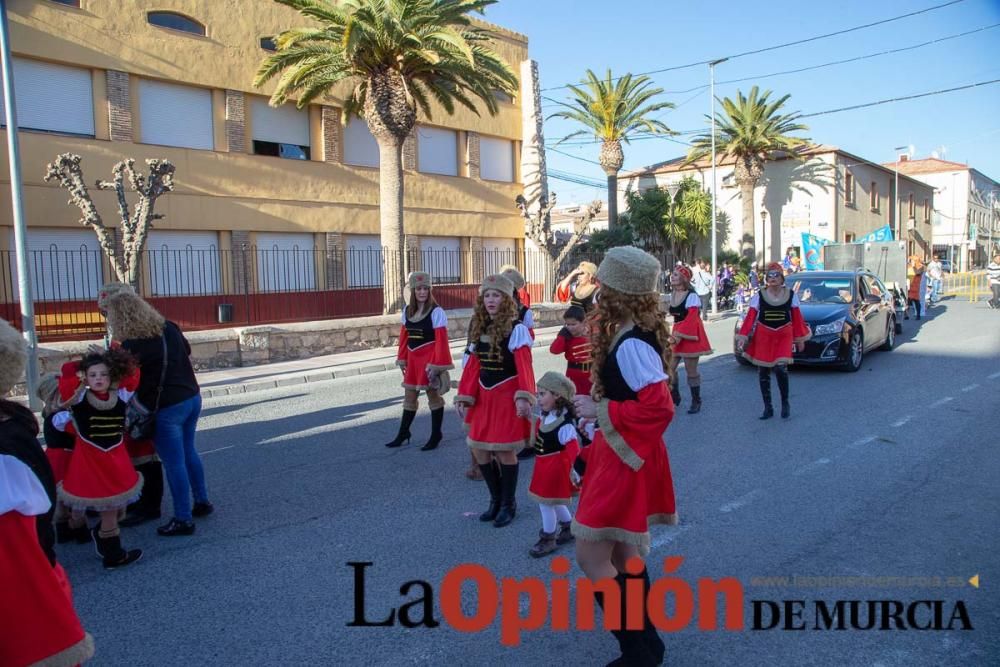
[549,305,592,396]
[53,348,144,569]
[36,373,89,544]
[527,372,581,557]
[735,285,748,315]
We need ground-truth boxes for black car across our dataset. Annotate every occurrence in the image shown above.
[734,270,897,371]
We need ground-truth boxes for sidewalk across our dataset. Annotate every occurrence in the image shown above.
[197,325,565,397]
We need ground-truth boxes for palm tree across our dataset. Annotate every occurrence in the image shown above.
[550,69,674,229]
[255,0,517,313]
[687,86,809,263]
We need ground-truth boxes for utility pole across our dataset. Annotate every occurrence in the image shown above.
[708,57,727,317]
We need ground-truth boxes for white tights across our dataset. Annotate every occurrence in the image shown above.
[539,504,573,532]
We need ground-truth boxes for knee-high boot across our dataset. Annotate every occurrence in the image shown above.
[478,460,502,522]
[686,385,702,414]
[775,365,790,418]
[758,368,774,420]
[594,573,658,666]
[669,378,682,407]
[493,463,519,527]
[121,460,163,526]
[384,409,416,447]
[421,407,444,451]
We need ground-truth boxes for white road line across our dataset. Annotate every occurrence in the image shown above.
[961,384,980,392]
[720,489,764,513]
[793,458,831,476]
[847,435,877,450]
[929,396,954,408]
[651,523,694,550]
[891,416,912,428]
[201,445,235,455]
[989,371,1000,380]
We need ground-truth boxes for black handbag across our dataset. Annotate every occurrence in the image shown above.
[126,335,168,440]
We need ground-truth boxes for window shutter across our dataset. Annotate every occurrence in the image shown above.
[0,58,94,135]
[146,230,221,296]
[344,119,379,168]
[346,235,383,287]
[480,137,514,182]
[420,237,461,283]
[9,228,103,301]
[417,126,458,176]
[254,232,316,292]
[139,79,214,150]
[250,97,310,147]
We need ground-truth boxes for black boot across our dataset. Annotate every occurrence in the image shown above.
[669,381,682,407]
[595,573,658,667]
[758,369,773,420]
[638,569,666,664]
[63,520,91,544]
[493,463,519,527]
[686,386,702,414]
[384,409,416,448]
[421,407,444,451]
[93,527,142,569]
[775,366,790,419]
[121,461,163,527]
[478,461,502,522]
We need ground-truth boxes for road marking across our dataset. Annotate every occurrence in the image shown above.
[989,372,1000,380]
[961,384,980,392]
[201,445,234,455]
[651,523,694,550]
[891,416,912,428]
[720,489,764,513]
[847,435,877,450]
[793,458,831,476]
[929,396,954,408]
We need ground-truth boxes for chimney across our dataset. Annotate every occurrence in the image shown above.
[900,155,909,162]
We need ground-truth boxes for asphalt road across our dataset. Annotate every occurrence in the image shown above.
[57,297,1000,666]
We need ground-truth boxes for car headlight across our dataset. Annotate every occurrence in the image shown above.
[812,318,846,336]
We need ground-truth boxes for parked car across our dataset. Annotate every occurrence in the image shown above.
[939,259,954,273]
[734,270,897,372]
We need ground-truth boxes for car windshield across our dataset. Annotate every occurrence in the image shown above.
[789,277,854,304]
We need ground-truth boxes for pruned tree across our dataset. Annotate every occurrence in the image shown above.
[517,192,602,294]
[43,153,176,289]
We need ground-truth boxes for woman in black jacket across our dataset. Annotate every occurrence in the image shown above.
[103,291,213,537]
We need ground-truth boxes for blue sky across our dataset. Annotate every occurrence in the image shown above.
[483,0,1000,203]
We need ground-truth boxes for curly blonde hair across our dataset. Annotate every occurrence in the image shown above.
[588,287,673,401]
[103,291,166,341]
[0,318,26,396]
[468,293,518,360]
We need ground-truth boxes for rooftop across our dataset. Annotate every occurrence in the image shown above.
[880,157,970,175]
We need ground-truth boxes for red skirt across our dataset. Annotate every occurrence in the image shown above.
[45,448,73,485]
[573,431,677,555]
[59,440,143,511]
[566,367,593,396]
[529,445,579,505]
[402,344,437,390]
[0,512,94,667]
[743,323,794,367]
[466,379,531,451]
[673,318,713,357]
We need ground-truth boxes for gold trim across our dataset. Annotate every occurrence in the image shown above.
[673,349,713,358]
[85,391,119,411]
[595,400,644,472]
[672,331,698,341]
[129,454,158,466]
[426,363,455,373]
[454,394,475,406]
[649,512,679,526]
[742,352,794,367]
[528,491,573,506]
[571,518,651,557]
[31,632,95,667]
[467,436,524,452]
[57,472,144,511]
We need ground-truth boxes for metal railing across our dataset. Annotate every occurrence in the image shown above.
[940,271,988,301]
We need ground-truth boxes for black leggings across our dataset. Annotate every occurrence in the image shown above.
[758,364,789,403]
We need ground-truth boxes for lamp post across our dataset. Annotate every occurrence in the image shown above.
[665,181,681,266]
[892,144,913,242]
[708,57,728,317]
[760,206,769,264]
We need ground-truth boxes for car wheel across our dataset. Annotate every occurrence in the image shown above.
[880,318,895,351]
[894,318,903,334]
[843,330,864,372]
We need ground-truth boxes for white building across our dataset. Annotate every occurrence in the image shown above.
[884,157,999,271]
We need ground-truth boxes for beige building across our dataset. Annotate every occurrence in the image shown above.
[621,145,935,263]
[0,0,530,308]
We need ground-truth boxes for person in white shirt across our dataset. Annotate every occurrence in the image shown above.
[926,256,944,304]
[691,260,714,321]
[987,253,1000,310]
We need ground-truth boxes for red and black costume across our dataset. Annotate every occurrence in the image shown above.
[528,412,580,506]
[549,327,593,395]
[556,282,597,312]
[396,306,453,390]
[669,290,713,357]
[738,287,811,367]
[572,326,678,555]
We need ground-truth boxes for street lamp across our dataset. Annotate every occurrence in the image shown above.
[708,57,728,317]
[893,144,914,241]
[665,181,681,266]
[759,206,768,264]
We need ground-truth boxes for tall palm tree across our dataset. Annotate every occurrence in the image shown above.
[255,0,517,313]
[550,69,674,229]
[687,86,809,262]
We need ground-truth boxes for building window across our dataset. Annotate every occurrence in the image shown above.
[147,231,221,296]
[924,199,929,222]
[255,233,316,292]
[845,232,856,242]
[47,0,81,6]
[844,172,855,206]
[344,119,379,168]
[417,126,459,176]
[7,228,103,302]
[493,89,514,104]
[420,237,461,283]
[908,193,915,218]
[250,97,310,160]
[870,182,878,212]
[260,37,277,51]
[0,58,94,137]
[147,12,206,36]
[479,136,514,182]
[138,79,214,150]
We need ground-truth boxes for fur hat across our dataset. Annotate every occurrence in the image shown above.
[597,247,661,295]
[537,371,576,403]
[480,273,514,298]
[578,261,598,277]
[407,271,432,290]
[0,318,27,396]
[764,262,785,281]
[500,265,526,290]
[97,282,135,311]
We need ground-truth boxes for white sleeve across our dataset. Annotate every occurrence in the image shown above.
[0,454,51,516]
[118,387,135,402]
[400,311,407,325]
[558,423,579,446]
[791,291,801,308]
[431,307,448,329]
[461,343,475,369]
[617,338,668,393]
[508,323,532,351]
[522,308,535,329]
[748,292,760,310]
[52,411,73,432]
[685,293,701,309]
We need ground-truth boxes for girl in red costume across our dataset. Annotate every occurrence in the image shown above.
[666,265,713,414]
[526,371,580,558]
[549,305,593,395]
[386,272,454,451]
[555,260,599,312]
[572,246,676,666]
[735,262,811,419]
[454,274,536,528]
[53,349,144,568]
[0,318,95,667]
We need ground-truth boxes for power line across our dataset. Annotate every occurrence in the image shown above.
[799,78,1000,118]
[548,146,602,166]
[539,0,965,93]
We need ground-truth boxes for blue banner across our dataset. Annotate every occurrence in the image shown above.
[856,224,894,243]
[801,233,831,270]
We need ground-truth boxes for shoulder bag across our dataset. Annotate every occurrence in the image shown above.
[126,334,168,440]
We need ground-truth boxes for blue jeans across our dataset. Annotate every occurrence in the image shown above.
[930,278,942,302]
[154,394,208,521]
